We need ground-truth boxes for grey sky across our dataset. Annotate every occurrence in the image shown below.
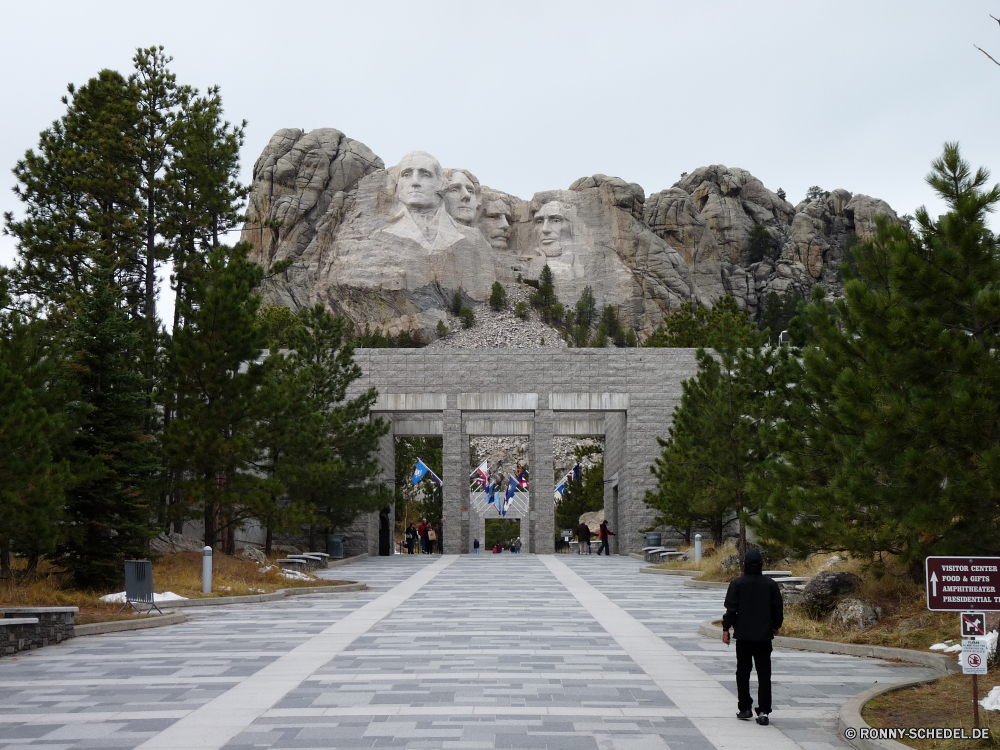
[2,1,998,318]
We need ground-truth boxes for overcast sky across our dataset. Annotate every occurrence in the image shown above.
[2,1,998,317]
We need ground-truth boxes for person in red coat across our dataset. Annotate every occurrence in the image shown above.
[596,520,615,555]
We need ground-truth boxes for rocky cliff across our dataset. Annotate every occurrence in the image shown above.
[242,128,899,339]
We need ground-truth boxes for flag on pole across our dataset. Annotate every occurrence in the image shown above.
[573,463,581,480]
[553,468,573,506]
[472,460,489,489]
[516,462,528,489]
[412,459,442,485]
[485,482,497,506]
[503,476,517,516]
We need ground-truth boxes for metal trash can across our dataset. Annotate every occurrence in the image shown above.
[326,534,344,560]
[122,559,162,615]
[644,532,662,548]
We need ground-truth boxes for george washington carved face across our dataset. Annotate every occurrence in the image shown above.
[395,151,445,210]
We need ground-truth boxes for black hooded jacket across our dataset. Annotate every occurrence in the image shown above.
[721,550,783,641]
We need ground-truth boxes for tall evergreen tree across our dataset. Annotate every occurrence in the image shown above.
[0,277,78,577]
[5,70,143,317]
[166,243,273,549]
[286,305,391,535]
[754,145,1000,573]
[645,311,780,561]
[57,259,159,587]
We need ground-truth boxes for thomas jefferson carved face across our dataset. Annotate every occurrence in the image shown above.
[395,152,444,210]
[443,170,480,226]
[479,200,511,250]
[534,201,570,256]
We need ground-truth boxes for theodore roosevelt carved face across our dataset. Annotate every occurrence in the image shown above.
[395,151,445,211]
[479,199,512,250]
[442,169,480,226]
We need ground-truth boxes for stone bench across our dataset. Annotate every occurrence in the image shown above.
[772,576,809,585]
[287,554,328,570]
[0,607,77,656]
[762,570,793,578]
[645,548,678,563]
[277,559,307,571]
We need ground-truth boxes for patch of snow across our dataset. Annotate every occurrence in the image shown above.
[982,686,1000,711]
[944,644,963,653]
[99,591,188,604]
[280,569,314,581]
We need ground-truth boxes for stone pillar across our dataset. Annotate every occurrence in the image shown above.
[379,430,395,552]
[442,402,465,554]
[604,411,627,555]
[469,504,485,553]
[530,398,555,554]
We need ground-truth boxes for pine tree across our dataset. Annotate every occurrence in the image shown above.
[489,282,507,311]
[575,286,597,327]
[645,311,779,561]
[286,305,391,533]
[0,276,78,577]
[57,259,159,587]
[754,145,1000,573]
[5,70,143,316]
[645,297,748,348]
[165,243,273,549]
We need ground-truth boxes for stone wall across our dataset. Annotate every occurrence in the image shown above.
[0,608,77,657]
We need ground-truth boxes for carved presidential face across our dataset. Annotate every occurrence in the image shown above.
[443,171,480,226]
[479,200,511,250]
[395,152,444,210]
[534,201,570,256]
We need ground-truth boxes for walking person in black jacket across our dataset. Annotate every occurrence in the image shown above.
[721,549,783,725]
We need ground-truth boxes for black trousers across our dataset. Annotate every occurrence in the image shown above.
[735,639,772,713]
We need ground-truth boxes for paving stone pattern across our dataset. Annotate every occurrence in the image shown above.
[0,556,933,749]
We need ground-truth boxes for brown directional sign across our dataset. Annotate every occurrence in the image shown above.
[926,557,1000,611]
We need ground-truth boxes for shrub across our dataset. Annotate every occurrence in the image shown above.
[436,320,448,338]
[489,282,507,311]
[514,301,529,320]
[459,306,475,328]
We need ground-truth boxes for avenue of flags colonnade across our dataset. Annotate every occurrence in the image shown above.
[413,458,581,518]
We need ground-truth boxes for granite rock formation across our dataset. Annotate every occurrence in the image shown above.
[242,129,900,339]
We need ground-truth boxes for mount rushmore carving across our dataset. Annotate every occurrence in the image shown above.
[242,128,899,339]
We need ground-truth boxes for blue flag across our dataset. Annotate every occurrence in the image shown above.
[573,463,581,480]
[502,476,517,516]
[485,483,496,505]
[412,459,441,485]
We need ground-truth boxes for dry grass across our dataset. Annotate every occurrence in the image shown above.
[863,670,1000,749]
[652,541,844,582]
[779,557,958,651]
[685,550,959,652]
[0,552,350,624]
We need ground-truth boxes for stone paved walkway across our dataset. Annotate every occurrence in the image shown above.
[0,555,934,750]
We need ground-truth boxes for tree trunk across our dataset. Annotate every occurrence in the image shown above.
[204,498,216,549]
[172,480,185,534]
[0,543,10,578]
[223,511,236,556]
[265,527,273,557]
[736,491,747,575]
[308,524,316,552]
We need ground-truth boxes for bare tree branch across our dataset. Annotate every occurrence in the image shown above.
[975,44,1000,67]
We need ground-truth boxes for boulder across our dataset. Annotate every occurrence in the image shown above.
[830,597,879,630]
[800,571,861,614]
[239,546,269,565]
[579,509,605,535]
[844,194,899,241]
